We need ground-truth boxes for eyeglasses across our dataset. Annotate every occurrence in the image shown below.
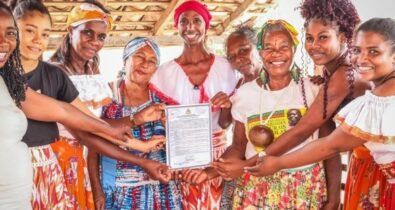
[79,29,107,42]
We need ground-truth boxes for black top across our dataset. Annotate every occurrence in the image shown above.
[22,61,79,147]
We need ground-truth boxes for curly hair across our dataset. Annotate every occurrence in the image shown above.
[300,0,360,119]
[49,0,109,74]
[0,2,26,107]
[225,25,258,49]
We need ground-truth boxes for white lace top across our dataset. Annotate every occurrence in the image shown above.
[58,74,113,138]
[335,90,395,164]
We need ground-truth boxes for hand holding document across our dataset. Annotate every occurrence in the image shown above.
[165,104,212,169]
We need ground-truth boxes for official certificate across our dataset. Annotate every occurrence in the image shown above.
[165,103,212,169]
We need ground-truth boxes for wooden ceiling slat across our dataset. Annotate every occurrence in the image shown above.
[30,0,278,48]
[44,1,169,7]
[153,0,182,35]
[217,0,255,35]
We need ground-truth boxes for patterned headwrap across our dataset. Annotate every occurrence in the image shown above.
[174,0,212,29]
[122,37,161,65]
[67,3,113,31]
[257,19,299,50]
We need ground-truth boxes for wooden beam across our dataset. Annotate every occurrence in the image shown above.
[50,11,162,16]
[216,0,255,35]
[153,0,183,36]
[50,29,152,36]
[53,21,156,27]
[47,35,226,49]
[44,1,169,7]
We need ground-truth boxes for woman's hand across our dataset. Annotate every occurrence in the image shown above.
[134,104,165,125]
[143,135,166,152]
[176,169,208,185]
[211,158,245,181]
[142,160,171,183]
[211,91,232,109]
[109,124,133,142]
[92,189,105,210]
[244,155,281,177]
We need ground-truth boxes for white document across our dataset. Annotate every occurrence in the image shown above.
[165,103,213,169]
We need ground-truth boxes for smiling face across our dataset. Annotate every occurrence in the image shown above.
[124,45,158,85]
[0,9,17,68]
[17,10,51,61]
[177,10,206,46]
[352,31,395,83]
[226,35,260,77]
[260,30,294,78]
[304,19,346,66]
[69,20,107,61]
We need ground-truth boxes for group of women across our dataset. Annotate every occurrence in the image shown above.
[0,0,394,210]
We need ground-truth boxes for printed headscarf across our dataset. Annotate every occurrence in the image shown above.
[122,37,161,66]
[174,0,212,29]
[67,3,113,31]
[257,19,299,50]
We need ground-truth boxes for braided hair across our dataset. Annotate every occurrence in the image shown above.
[0,1,26,107]
[300,0,360,119]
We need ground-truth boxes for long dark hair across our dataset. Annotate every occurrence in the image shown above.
[0,1,26,107]
[300,0,360,119]
[9,0,51,23]
[49,0,109,74]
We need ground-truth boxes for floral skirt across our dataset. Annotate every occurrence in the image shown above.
[30,144,75,210]
[232,163,327,210]
[343,146,387,210]
[51,137,95,210]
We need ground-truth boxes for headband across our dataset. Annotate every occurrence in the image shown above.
[122,37,161,66]
[257,19,299,50]
[67,3,113,31]
[174,0,212,29]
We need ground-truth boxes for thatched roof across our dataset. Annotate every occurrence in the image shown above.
[5,0,278,49]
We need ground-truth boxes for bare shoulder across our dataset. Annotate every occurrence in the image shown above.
[326,65,350,98]
[373,79,395,97]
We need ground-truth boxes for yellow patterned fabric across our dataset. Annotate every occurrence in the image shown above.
[67,3,113,31]
[257,19,299,50]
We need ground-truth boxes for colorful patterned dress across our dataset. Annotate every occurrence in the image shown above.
[52,74,113,210]
[100,80,182,210]
[231,78,327,209]
[150,55,239,210]
[335,90,395,210]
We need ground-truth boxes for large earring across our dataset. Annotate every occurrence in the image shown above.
[290,64,301,84]
[259,69,269,86]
